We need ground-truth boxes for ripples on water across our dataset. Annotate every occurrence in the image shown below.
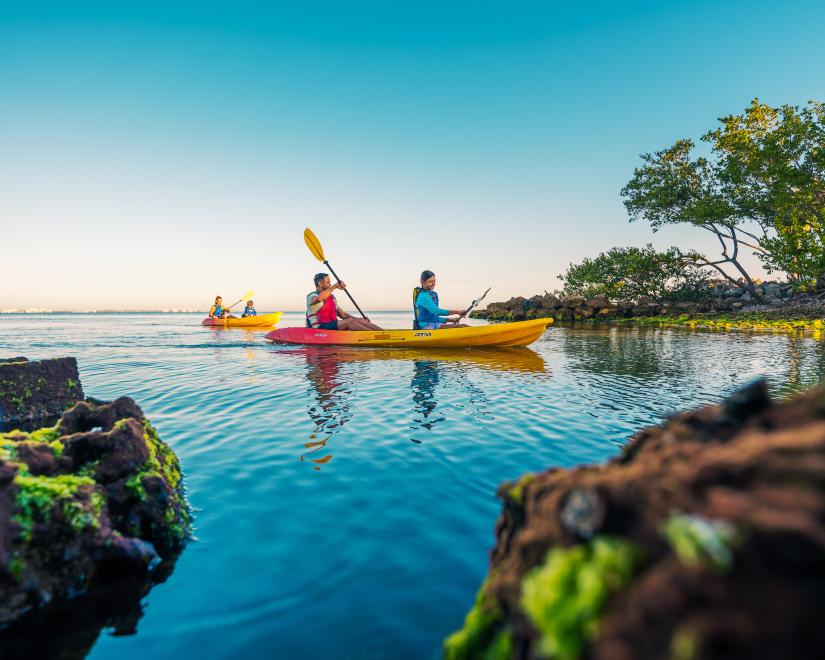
[1,312,823,658]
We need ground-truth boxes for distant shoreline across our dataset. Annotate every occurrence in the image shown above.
[0,310,412,315]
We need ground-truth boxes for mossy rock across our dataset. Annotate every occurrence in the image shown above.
[0,396,191,628]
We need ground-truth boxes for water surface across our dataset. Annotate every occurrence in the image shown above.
[1,313,823,658]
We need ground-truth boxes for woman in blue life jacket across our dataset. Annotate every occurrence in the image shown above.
[241,300,257,317]
[413,270,468,330]
[208,295,236,319]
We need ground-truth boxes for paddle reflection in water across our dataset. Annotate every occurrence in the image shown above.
[301,349,358,470]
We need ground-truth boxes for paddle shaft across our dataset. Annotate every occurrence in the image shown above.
[227,299,243,309]
[324,260,368,320]
[463,288,491,316]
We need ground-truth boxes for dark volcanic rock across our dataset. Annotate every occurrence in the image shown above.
[0,396,191,643]
[445,381,825,659]
[0,357,84,428]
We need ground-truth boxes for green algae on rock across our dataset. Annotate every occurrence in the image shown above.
[521,537,640,660]
[662,514,739,573]
[12,473,102,541]
[612,313,825,335]
[444,578,504,660]
[446,381,825,659]
[0,395,191,628]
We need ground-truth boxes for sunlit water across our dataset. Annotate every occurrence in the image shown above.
[1,312,823,659]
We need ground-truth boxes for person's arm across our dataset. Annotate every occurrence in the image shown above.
[314,282,344,304]
[209,305,217,318]
[416,293,457,322]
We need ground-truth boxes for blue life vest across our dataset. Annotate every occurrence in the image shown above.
[242,306,257,317]
[413,288,440,329]
[212,304,225,317]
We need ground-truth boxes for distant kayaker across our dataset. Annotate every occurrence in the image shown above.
[208,296,235,320]
[307,273,382,331]
[242,300,257,317]
[413,270,468,329]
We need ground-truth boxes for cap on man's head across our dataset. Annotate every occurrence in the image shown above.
[314,272,329,285]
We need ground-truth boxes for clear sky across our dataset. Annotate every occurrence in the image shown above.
[2,1,824,311]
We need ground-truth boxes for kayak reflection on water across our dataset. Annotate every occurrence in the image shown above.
[284,346,548,469]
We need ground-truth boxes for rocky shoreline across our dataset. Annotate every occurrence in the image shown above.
[0,358,190,655]
[471,286,825,333]
[445,381,825,659]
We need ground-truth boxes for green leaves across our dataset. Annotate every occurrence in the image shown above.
[622,98,825,289]
[559,244,710,301]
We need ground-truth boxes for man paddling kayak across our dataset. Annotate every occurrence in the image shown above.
[307,273,382,331]
[413,270,468,329]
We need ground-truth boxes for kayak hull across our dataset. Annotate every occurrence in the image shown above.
[201,312,283,328]
[265,318,552,348]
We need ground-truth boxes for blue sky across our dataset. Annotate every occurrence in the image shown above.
[2,1,824,310]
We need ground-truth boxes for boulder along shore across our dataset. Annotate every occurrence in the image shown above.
[471,284,825,334]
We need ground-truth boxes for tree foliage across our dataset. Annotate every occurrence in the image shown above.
[622,99,825,294]
[558,245,710,301]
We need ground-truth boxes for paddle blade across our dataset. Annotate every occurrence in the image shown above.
[242,290,255,302]
[304,228,326,262]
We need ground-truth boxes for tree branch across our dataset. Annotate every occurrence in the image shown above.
[691,256,740,285]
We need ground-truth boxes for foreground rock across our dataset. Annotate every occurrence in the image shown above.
[0,357,84,428]
[0,359,190,656]
[445,381,825,659]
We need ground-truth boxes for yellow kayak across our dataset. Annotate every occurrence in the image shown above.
[266,318,552,348]
[201,312,283,328]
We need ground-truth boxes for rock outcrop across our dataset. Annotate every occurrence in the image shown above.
[471,280,815,322]
[0,357,84,428]
[0,358,190,654]
[445,381,825,659]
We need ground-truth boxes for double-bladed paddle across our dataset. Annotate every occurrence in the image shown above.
[303,228,368,320]
[463,287,491,317]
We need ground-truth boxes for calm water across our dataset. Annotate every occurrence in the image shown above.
[1,313,823,659]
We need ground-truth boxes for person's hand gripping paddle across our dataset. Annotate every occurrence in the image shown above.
[303,228,369,320]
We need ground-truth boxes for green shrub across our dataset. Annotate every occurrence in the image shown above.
[559,245,711,302]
